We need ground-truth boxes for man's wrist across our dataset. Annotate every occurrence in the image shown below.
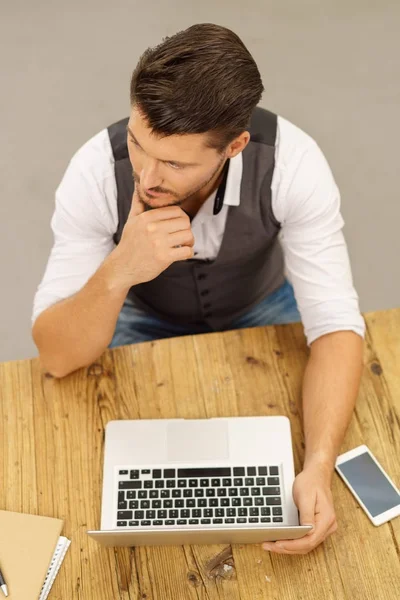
[98,253,133,295]
[303,452,335,483]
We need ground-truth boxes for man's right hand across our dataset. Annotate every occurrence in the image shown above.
[109,187,195,290]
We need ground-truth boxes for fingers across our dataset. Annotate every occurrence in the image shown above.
[261,485,337,555]
[170,245,194,261]
[262,512,337,555]
[168,229,195,248]
[146,216,191,236]
[281,516,330,551]
[145,204,187,222]
[128,186,145,218]
[129,192,189,226]
[262,522,337,555]
[264,530,319,554]
[325,521,338,538]
[125,188,193,263]
[144,215,194,250]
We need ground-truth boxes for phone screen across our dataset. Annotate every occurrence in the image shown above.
[337,451,400,517]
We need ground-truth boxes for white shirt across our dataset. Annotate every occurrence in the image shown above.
[32,115,366,345]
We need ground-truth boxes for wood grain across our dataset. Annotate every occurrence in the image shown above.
[0,311,399,599]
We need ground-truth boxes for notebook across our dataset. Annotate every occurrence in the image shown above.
[0,510,71,599]
[38,536,71,600]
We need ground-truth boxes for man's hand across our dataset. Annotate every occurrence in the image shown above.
[109,187,195,290]
[261,463,338,555]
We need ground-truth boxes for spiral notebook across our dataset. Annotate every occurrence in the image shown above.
[0,510,70,600]
[39,536,71,600]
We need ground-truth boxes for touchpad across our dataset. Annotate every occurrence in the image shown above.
[167,420,229,462]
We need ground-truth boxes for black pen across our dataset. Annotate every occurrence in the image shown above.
[0,564,8,597]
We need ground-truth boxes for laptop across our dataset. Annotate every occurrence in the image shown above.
[87,416,312,546]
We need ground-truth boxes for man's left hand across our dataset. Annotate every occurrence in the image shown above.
[261,463,338,555]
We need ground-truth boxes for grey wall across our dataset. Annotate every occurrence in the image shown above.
[1,1,399,362]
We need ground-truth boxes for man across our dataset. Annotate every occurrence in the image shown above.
[32,23,365,554]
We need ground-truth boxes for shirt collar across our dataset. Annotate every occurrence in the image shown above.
[196,152,243,219]
[223,151,242,207]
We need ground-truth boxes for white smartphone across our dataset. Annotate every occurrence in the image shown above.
[335,444,400,526]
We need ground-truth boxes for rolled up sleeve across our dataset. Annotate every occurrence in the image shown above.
[32,132,118,324]
[274,137,365,346]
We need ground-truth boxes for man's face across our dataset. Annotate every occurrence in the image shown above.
[127,106,228,209]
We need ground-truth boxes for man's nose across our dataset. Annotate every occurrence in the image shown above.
[140,162,163,192]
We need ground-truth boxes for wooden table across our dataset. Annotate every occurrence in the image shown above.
[1,309,399,599]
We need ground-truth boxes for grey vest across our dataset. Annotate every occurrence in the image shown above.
[108,106,285,330]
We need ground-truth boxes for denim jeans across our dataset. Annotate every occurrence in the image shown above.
[109,278,301,348]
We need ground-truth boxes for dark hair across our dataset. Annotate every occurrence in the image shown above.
[130,23,264,153]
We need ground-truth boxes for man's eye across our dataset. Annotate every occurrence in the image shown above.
[129,136,182,169]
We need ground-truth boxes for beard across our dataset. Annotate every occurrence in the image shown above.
[131,154,227,210]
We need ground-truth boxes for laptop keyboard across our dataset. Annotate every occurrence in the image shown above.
[115,466,283,528]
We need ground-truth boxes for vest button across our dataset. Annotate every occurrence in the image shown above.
[200,290,210,296]
[203,303,211,309]
[204,312,213,318]
[197,273,208,280]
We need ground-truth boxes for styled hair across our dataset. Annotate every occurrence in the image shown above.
[130,23,264,153]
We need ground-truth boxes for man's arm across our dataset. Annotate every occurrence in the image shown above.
[272,122,366,467]
[32,255,131,378]
[262,120,366,554]
[262,330,363,555]
[31,130,122,376]
[302,330,364,480]
[33,194,194,378]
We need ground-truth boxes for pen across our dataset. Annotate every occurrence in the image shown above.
[0,565,8,597]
